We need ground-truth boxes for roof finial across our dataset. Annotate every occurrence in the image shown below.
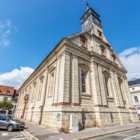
[85,0,90,11]
[86,0,88,5]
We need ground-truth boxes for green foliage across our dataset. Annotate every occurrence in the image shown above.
[0,99,13,111]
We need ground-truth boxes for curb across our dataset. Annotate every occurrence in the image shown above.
[75,127,140,140]
[20,130,39,140]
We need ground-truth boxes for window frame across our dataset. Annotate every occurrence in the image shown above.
[100,45,106,57]
[134,96,139,103]
[112,54,116,63]
[80,34,88,49]
[79,63,91,96]
[97,30,102,39]
[47,68,56,98]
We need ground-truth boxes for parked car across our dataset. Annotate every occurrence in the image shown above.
[0,114,25,132]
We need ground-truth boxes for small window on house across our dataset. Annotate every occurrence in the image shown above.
[134,96,139,103]
[0,90,1,92]
[4,97,7,101]
[81,73,86,93]
[6,91,10,94]
[80,34,87,49]
[16,94,19,96]
[132,88,135,90]
[97,30,102,39]
[100,45,106,57]
[112,54,116,63]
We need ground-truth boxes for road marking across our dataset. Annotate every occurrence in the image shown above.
[123,134,140,140]
[59,138,63,140]
[9,135,26,140]
[2,133,8,136]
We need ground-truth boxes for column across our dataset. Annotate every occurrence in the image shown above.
[98,64,108,106]
[114,72,124,107]
[58,52,71,105]
[53,56,61,105]
[90,61,102,106]
[41,69,48,105]
[110,70,120,107]
[71,55,80,106]
[121,77,131,108]
[124,77,134,108]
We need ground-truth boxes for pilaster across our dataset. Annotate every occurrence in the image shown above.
[90,61,102,106]
[114,72,124,107]
[98,64,108,106]
[58,52,71,104]
[110,70,120,107]
[53,56,61,105]
[71,54,80,106]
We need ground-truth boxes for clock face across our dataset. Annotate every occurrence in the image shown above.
[85,20,89,26]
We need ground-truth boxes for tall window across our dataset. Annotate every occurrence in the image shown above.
[48,72,55,96]
[31,83,36,102]
[81,73,86,93]
[134,96,139,103]
[38,80,44,100]
[105,78,109,96]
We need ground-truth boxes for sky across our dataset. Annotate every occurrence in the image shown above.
[0,0,140,89]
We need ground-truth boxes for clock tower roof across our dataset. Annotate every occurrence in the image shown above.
[81,2,102,31]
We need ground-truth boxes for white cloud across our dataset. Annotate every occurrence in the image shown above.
[119,46,140,81]
[0,20,13,46]
[0,67,34,89]
[5,20,11,27]
[6,30,10,34]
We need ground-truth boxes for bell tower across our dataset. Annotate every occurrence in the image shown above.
[80,2,102,31]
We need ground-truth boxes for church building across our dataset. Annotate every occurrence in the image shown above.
[15,3,139,132]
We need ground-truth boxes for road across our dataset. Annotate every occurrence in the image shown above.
[94,129,140,140]
[0,130,26,140]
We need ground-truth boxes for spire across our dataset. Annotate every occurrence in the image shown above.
[85,0,90,12]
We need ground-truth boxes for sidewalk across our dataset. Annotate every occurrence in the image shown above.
[23,120,140,140]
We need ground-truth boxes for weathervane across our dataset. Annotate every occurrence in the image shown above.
[84,0,88,5]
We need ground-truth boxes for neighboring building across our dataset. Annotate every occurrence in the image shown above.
[15,3,139,132]
[128,78,140,119]
[0,85,19,114]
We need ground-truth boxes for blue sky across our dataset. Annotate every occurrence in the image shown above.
[0,0,140,89]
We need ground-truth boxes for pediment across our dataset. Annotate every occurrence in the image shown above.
[49,66,56,73]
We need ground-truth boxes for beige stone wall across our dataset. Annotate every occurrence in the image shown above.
[15,28,139,132]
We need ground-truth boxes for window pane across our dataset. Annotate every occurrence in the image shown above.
[134,96,139,103]
[82,41,85,46]
[81,73,86,92]
[105,79,109,96]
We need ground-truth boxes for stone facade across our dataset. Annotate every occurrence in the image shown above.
[15,3,139,132]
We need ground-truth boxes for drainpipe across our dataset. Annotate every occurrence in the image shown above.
[39,61,49,125]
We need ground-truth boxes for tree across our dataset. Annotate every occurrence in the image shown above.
[0,98,13,112]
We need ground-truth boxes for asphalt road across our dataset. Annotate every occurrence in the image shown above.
[0,129,26,140]
[94,129,140,140]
